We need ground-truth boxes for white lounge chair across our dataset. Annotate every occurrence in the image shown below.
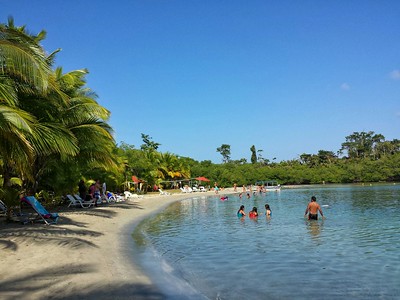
[124,191,143,200]
[159,189,170,195]
[199,186,207,192]
[180,186,192,193]
[0,200,6,215]
[67,194,94,208]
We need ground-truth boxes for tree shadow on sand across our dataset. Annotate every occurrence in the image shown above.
[0,263,168,300]
[0,239,17,251]
[0,201,146,253]
[0,226,102,251]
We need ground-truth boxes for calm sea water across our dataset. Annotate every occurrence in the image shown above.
[132,184,400,299]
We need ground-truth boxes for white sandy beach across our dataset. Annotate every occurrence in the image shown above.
[0,191,231,300]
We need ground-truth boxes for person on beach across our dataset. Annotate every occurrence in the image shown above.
[304,196,324,220]
[214,182,219,194]
[88,179,101,206]
[237,205,246,218]
[265,204,271,216]
[88,182,95,200]
[249,207,258,218]
[78,179,87,200]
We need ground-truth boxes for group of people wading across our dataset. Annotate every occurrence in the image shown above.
[237,196,325,220]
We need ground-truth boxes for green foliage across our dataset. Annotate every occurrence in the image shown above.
[216,144,231,163]
[250,145,257,164]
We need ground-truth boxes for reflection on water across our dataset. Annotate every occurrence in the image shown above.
[133,184,400,299]
[306,219,323,242]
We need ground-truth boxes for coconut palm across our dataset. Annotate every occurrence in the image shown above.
[1,19,118,195]
[0,18,53,188]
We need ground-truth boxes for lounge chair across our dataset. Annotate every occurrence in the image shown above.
[124,191,143,200]
[199,186,207,192]
[0,200,6,215]
[67,194,94,208]
[0,199,31,223]
[180,187,192,193]
[159,188,170,195]
[104,192,116,203]
[21,196,59,225]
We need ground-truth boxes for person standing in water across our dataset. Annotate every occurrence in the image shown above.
[304,196,324,220]
[249,207,258,218]
[265,204,271,217]
[237,205,246,218]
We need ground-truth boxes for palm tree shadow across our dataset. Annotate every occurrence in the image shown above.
[0,200,146,253]
[0,221,103,251]
[0,263,168,300]
[0,264,94,299]
[0,239,17,251]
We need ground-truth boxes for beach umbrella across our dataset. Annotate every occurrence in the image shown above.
[131,175,140,183]
[195,176,210,182]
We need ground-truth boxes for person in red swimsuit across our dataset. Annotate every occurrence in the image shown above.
[249,207,258,218]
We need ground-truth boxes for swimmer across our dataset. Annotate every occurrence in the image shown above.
[304,196,324,220]
[249,207,258,218]
[265,204,271,216]
[237,205,246,218]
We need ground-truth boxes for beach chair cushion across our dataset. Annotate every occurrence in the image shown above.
[21,196,59,225]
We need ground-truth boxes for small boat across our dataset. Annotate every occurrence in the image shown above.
[255,180,281,191]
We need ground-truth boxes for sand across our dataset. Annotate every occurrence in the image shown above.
[0,190,230,300]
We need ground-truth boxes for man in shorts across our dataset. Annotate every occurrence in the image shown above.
[304,196,324,220]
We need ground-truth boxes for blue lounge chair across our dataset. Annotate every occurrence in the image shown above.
[21,196,59,225]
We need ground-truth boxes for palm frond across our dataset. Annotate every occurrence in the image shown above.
[27,122,79,157]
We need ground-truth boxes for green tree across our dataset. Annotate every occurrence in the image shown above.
[250,145,257,164]
[341,131,385,159]
[0,18,53,188]
[216,144,231,163]
[0,19,117,197]
[140,133,160,152]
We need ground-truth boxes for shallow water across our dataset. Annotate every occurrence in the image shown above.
[132,184,400,299]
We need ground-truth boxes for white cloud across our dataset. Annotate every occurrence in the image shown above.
[389,70,400,80]
[340,83,350,90]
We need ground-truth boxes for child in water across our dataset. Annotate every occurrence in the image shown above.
[237,205,246,218]
[249,207,258,218]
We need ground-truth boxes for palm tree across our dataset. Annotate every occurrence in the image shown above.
[0,18,53,188]
[30,67,120,193]
[1,19,118,196]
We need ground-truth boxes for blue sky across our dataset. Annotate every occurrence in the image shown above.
[2,1,400,162]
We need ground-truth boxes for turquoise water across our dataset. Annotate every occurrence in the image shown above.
[132,184,400,299]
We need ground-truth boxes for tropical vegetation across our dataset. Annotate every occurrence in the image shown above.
[1,19,399,220]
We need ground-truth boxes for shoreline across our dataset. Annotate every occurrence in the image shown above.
[0,190,228,300]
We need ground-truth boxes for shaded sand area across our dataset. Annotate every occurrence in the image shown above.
[0,191,227,300]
